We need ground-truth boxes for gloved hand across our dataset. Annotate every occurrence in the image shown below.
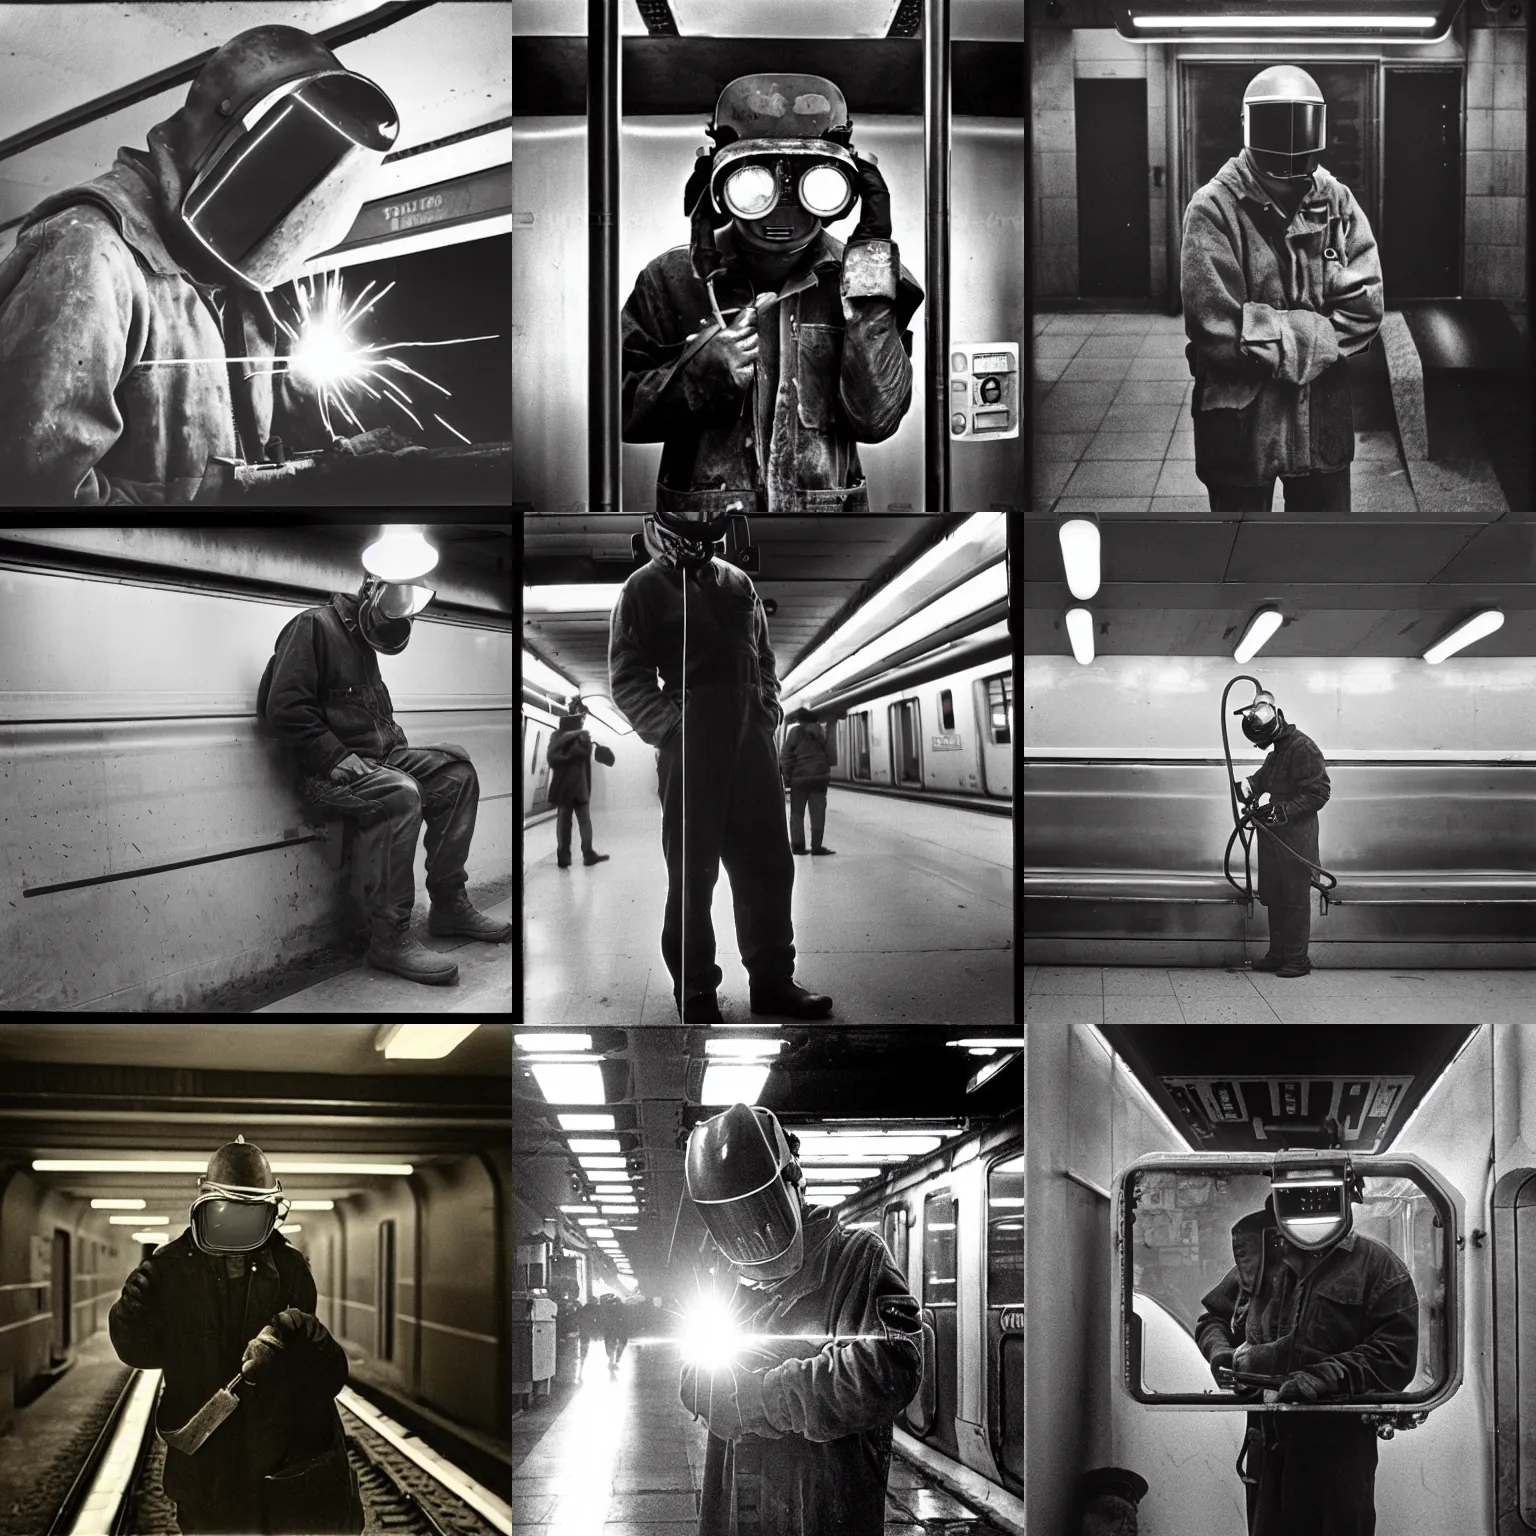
[329,752,372,785]
[331,427,423,457]
[680,1363,770,1439]
[240,1322,287,1382]
[1208,1346,1235,1385]
[594,744,616,767]
[118,1262,155,1316]
[683,151,714,217]
[1235,777,1254,802]
[1234,1337,1291,1377]
[1276,1370,1330,1403]
[847,153,892,244]
[684,304,760,397]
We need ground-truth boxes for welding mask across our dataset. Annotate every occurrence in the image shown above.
[1236,690,1286,748]
[175,26,398,291]
[357,577,433,655]
[1243,66,1326,182]
[190,1135,290,1254]
[1270,1159,1357,1254]
[643,510,732,571]
[686,1103,805,1281]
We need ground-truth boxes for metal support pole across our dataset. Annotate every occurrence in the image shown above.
[587,0,620,511]
[923,0,951,515]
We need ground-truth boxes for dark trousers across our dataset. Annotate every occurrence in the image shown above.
[657,691,796,1003]
[298,747,479,940]
[788,782,828,851]
[1265,898,1312,965]
[556,798,594,860]
[1243,1414,1378,1536]
[1208,468,1351,512]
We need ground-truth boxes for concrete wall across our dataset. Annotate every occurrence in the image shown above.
[1465,16,1528,305]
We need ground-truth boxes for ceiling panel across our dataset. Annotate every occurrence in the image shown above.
[1224,523,1483,584]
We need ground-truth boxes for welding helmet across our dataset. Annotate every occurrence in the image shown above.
[698,75,857,254]
[356,532,438,654]
[1243,66,1326,182]
[190,1136,290,1254]
[175,26,398,291]
[1236,689,1286,748]
[686,1103,805,1281]
[1270,1157,1359,1254]
[642,511,732,570]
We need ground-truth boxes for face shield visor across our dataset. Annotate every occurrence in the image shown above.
[712,141,856,247]
[190,1139,289,1255]
[686,1104,805,1279]
[1244,98,1326,181]
[181,71,398,291]
[1271,1162,1354,1254]
[358,578,433,654]
[1236,690,1283,747]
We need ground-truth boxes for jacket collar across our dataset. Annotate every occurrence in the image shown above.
[744,1205,839,1312]
[1231,1203,1357,1290]
[1215,152,1334,229]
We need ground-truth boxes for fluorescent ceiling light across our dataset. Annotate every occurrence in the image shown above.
[523,647,578,695]
[566,1138,622,1154]
[108,1215,168,1225]
[560,1204,599,1214]
[518,1033,593,1052]
[129,1231,170,1244]
[1234,607,1284,664]
[589,1228,616,1239]
[992,1198,1025,1209]
[577,1215,609,1225]
[529,1063,607,1104]
[91,1198,145,1210]
[806,1192,850,1207]
[801,1167,881,1181]
[34,1158,411,1175]
[558,1113,616,1131]
[704,1038,785,1057]
[1133,13,1438,26]
[524,584,626,614]
[1057,517,1100,601]
[377,1024,480,1059]
[279,1223,303,1234]
[576,695,633,739]
[1423,609,1504,664]
[289,1200,335,1211]
[700,1063,773,1105]
[612,1224,639,1231]
[578,1156,628,1170]
[1065,607,1095,666]
[794,1135,944,1157]
[947,1038,1025,1049]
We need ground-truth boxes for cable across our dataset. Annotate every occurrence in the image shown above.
[681,566,688,1014]
[1220,675,1338,903]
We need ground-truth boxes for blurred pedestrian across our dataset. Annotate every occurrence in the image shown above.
[546,706,613,869]
[600,1293,628,1369]
[780,708,835,856]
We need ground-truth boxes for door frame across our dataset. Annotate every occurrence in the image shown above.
[1381,62,1467,299]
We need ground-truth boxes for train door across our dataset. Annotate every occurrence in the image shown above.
[986,1152,1024,1498]
[1383,69,1462,299]
[529,724,550,811]
[49,1228,70,1359]
[1076,79,1149,298]
[890,699,923,788]
[976,673,1012,797]
[921,1190,960,1456]
[850,711,872,782]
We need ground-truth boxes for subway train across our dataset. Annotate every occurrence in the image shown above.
[0,1024,512,1535]
[0,523,513,1014]
[1021,1022,1536,1536]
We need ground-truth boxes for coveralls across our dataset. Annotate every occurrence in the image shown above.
[1182,153,1383,510]
[108,1230,360,1535]
[1248,722,1331,967]
[546,724,599,864]
[622,225,923,515]
[779,722,833,853]
[1195,1206,1419,1536]
[609,554,795,1006]
[680,1206,923,1536]
[257,591,483,942]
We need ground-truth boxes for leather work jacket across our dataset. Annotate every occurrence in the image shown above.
[622,226,923,514]
[0,128,324,505]
[1181,153,1383,486]
[1194,1206,1420,1400]
[609,557,782,749]
[1248,722,1331,908]
[684,1207,924,1536]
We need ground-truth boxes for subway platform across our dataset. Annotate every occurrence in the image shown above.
[513,1339,1018,1536]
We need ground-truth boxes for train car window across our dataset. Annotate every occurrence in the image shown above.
[1118,1157,1462,1410]
[939,689,955,731]
[882,1203,909,1275]
[531,730,542,775]
[852,711,872,781]
[923,1192,958,1305]
[987,1154,1024,1306]
[985,675,1012,745]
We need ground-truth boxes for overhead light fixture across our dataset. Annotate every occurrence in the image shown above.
[611,1224,639,1231]
[288,1201,335,1211]
[703,1037,785,1057]
[91,1198,145,1210]
[805,1192,853,1207]
[558,1113,616,1131]
[1133,13,1439,27]
[376,1024,480,1059]
[589,1228,616,1239]
[1065,607,1095,666]
[529,1062,607,1105]
[800,1166,881,1181]
[699,1063,773,1105]
[129,1231,170,1245]
[1057,515,1101,600]
[523,647,579,696]
[1234,606,1284,664]
[968,1051,1020,1094]
[524,584,627,614]
[1423,609,1505,664]
[35,1158,411,1175]
[108,1215,168,1225]
[518,1033,594,1052]
[793,1134,944,1158]
[578,1155,628,1171]
[278,1224,303,1234]
[560,1204,599,1214]
[566,1138,622,1155]
[946,1038,1025,1049]
[577,1215,608,1225]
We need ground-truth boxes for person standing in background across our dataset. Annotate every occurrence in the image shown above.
[780,707,835,856]
[546,706,612,869]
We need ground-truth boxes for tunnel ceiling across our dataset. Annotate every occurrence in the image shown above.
[1021,516,1536,656]
[514,1027,1022,1292]
[522,514,967,701]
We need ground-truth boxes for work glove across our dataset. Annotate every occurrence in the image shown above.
[1234,1337,1291,1377]
[331,427,423,457]
[118,1262,156,1316]
[1235,778,1254,802]
[1207,1346,1236,1385]
[683,304,760,397]
[329,751,372,785]
[1276,1369,1330,1403]
[240,1322,288,1382]
[847,153,893,244]
[680,1363,771,1439]
[594,744,616,767]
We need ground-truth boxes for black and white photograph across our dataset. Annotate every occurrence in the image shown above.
[0,522,513,1014]
[1030,0,1530,514]
[0,1023,511,1536]
[511,1026,1023,1536]
[0,3,512,507]
[511,0,1024,516]
[521,513,1014,1023]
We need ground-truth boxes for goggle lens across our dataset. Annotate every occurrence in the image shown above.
[723,165,779,219]
[798,163,851,217]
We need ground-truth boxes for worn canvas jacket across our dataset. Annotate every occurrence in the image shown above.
[1181,154,1383,486]
[780,723,831,787]
[622,227,923,514]
[1248,722,1331,908]
[1194,1207,1419,1398]
[685,1208,923,1536]
[0,126,323,505]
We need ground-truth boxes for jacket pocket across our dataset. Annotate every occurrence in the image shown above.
[1193,394,1266,485]
[1310,357,1355,470]
[795,324,843,430]
[1305,1269,1367,1358]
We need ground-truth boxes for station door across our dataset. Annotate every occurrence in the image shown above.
[1076,79,1150,298]
[890,700,922,787]
[1384,69,1462,298]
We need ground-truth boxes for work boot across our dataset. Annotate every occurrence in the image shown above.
[791,845,808,855]
[583,851,610,866]
[428,890,512,942]
[557,855,571,869]
[810,846,836,855]
[676,991,723,1022]
[749,980,834,1019]
[1250,954,1283,971]
[1275,959,1313,978]
[367,928,459,986]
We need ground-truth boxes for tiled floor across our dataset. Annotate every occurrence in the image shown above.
[1032,310,1418,513]
[1023,965,1536,1024]
[513,1337,1015,1536]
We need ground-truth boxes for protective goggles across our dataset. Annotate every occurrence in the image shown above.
[711,140,857,222]
[182,70,398,290]
[1244,99,1326,171]
[190,1182,291,1254]
[1270,1160,1354,1253]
